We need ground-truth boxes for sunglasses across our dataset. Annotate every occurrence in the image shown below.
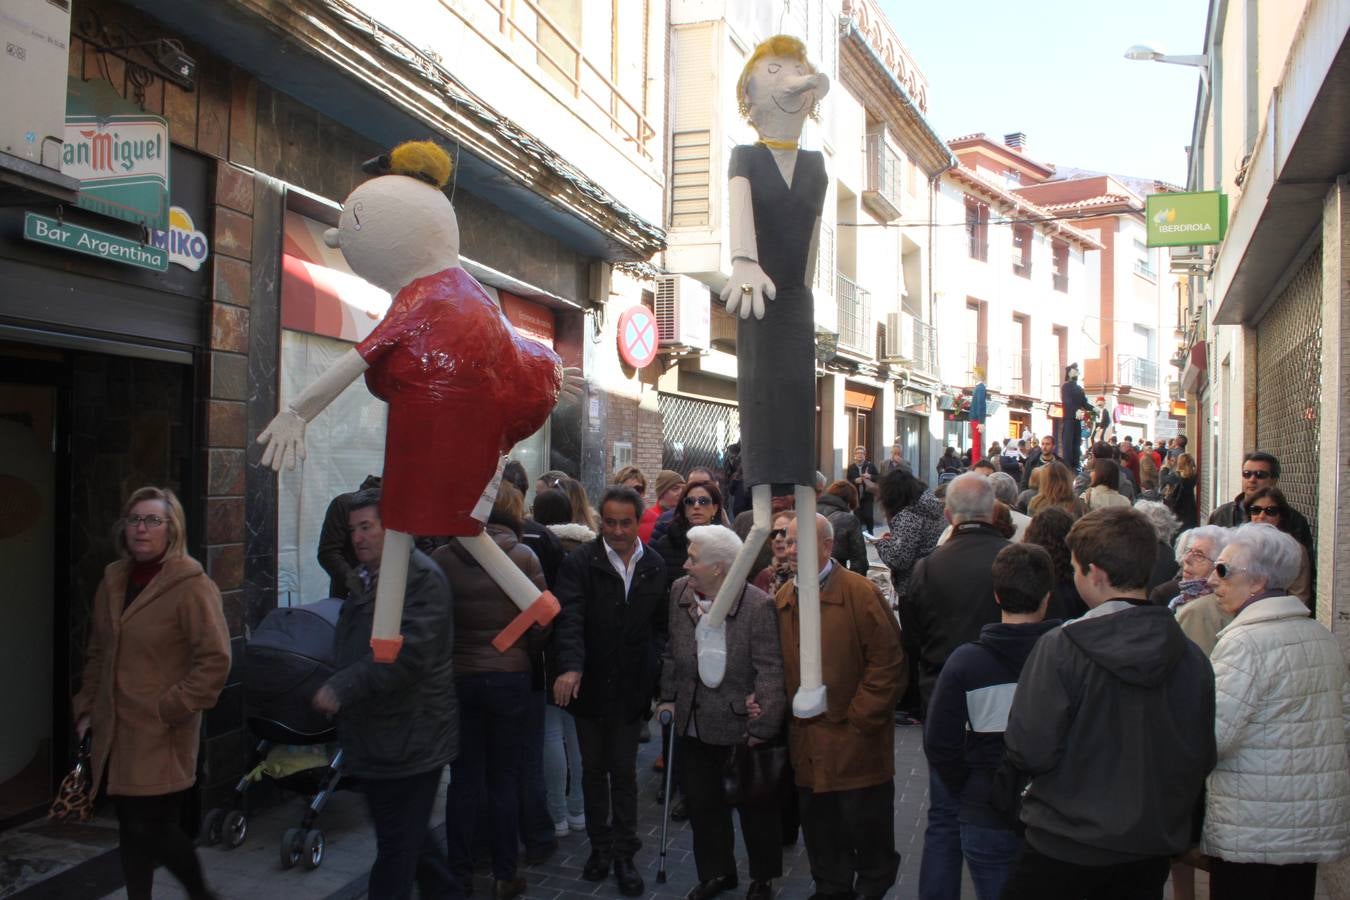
[1248,505,1282,517]
[683,495,714,507]
[1213,563,1249,580]
[770,528,787,540]
[1241,470,1273,480]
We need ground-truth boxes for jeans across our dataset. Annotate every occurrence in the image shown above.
[543,703,584,822]
[918,768,962,900]
[112,790,212,900]
[1209,859,1317,900]
[959,823,1021,900]
[1001,844,1171,900]
[798,781,900,897]
[572,713,643,859]
[518,689,556,849]
[362,767,461,900]
[678,736,782,882]
[446,672,531,883]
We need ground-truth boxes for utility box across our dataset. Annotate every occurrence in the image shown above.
[1,0,72,168]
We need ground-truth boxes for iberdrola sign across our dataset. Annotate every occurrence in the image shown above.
[62,78,169,230]
[1145,191,1227,248]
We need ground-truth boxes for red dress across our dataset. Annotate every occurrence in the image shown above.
[356,267,562,536]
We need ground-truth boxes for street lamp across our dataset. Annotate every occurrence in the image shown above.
[1124,44,1209,89]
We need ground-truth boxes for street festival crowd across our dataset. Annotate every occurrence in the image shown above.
[73,430,1350,900]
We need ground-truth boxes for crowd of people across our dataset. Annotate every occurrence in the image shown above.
[69,433,1348,900]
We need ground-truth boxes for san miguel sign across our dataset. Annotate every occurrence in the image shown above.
[62,78,169,229]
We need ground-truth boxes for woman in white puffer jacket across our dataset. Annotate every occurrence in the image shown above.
[1202,522,1350,899]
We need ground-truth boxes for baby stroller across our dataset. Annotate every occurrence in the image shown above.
[201,598,345,871]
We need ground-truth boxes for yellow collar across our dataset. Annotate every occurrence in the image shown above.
[757,138,799,151]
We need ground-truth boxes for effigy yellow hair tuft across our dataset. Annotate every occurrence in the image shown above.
[388,140,453,189]
[735,35,818,122]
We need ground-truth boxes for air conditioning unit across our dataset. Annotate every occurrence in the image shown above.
[654,273,710,351]
[1169,245,1206,273]
[0,0,71,168]
[883,311,916,360]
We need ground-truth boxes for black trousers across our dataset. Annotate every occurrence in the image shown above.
[572,714,642,859]
[1209,858,1317,900]
[677,737,782,882]
[1000,844,1171,900]
[362,767,462,900]
[112,790,211,900]
[798,781,900,897]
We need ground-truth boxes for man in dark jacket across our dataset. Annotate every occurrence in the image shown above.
[907,473,1010,899]
[1018,435,1061,491]
[1208,450,1314,550]
[922,544,1060,900]
[312,489,460,900]
[1001,508,1215,899]
[316,474,382,598]
[552,486,667,897]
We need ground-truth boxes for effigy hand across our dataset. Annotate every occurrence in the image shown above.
[720,258,776,320]
[257,409,308,472]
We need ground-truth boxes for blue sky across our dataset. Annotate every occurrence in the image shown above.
[875,0,1211,186]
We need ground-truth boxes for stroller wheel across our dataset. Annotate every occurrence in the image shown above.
[222,810,248,849]
[301,829,325,870]
[280,827,304,869]
[200,808,225,846]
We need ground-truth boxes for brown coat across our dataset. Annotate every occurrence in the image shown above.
[431,525,547,674]
[72,556,231,797]
[776,564,905,793]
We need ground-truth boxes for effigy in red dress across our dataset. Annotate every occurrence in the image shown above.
[355,266,562,537]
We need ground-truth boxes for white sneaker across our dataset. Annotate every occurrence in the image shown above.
[566,814,586,832]
[553,820,570,837]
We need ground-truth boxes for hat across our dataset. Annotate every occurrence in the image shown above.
[654,469,684,498]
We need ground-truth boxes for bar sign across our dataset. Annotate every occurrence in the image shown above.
[24,212,168,272]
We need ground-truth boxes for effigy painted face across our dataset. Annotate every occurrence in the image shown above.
[743,53,830,141]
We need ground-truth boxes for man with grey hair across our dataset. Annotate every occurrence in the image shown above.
[906,473,1012,900]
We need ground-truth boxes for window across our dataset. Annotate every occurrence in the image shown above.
[1011,314,1030,394]
[1012,224,1032,277]
[1003,169,1022,188]
[966,200,989,261]
[1133,237,1156,281]
[1052,241,1069,292]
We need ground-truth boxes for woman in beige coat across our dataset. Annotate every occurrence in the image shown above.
[72,486,231,900]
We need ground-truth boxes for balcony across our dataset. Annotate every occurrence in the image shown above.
[910,316,937,375]
[836,274,870,354]
[1134,258,1157,282]
[1118,355,1160,392]
[1053,271,1068,292]
[862,132,903,222]
[1008,352,1034,395]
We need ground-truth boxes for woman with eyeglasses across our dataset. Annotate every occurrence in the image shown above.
[72,486,231,900]
[751,511,797,596]
[651,481,732,594]
[1147,525,1234,655]
[1201,523,1350,899]
[1241,487,1311,606]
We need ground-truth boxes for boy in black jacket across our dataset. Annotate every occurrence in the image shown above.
[922,543,1060,900]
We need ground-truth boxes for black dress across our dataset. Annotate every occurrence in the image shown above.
[729,144,829,489]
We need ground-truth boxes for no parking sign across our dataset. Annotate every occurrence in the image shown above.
[617,305,658,369]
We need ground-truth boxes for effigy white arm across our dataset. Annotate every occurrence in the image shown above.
[257,349,370,471]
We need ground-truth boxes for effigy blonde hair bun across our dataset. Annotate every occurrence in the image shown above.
[388,140,453,189]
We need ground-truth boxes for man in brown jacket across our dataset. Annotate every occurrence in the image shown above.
[778,513,906,900]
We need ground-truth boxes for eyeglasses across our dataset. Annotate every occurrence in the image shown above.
[1182,549,1213,565]
[125,514,166,528]
[684,495,714,507]
[1214,563,1249,580]
[1249,505,1282,517]
[770,528,787,540]
[1241,470,1273,480]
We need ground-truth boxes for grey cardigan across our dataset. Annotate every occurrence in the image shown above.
[659,576,786,745]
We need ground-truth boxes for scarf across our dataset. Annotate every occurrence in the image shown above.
[1167,577,1210,611]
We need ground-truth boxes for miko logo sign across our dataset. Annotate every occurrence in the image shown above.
[61,77,170,229]
[150,206,210,272]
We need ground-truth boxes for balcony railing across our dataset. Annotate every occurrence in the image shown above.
[1134,258,1157,282]
[910,316,937,375]
[1118,355,1160,392]
[1053,271,1068,292]
[862,132,903,222]
[837,274,870,354]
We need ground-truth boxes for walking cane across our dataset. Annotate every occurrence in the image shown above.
[656,708,676,884]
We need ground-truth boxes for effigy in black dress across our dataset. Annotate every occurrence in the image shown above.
[729,143,829,490]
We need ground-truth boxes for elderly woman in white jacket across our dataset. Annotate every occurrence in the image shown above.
[1202,522,1350,899]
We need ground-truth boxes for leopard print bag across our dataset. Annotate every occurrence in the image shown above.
[49,736,93,823]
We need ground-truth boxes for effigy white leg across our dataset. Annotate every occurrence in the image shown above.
[457,531,560,653]
[697,483,774,687]
[370,530,414,662]
[792,486,827,718]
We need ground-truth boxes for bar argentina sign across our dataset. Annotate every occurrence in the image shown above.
[1145,191,1227,248]
[24,213,169,272]
[62,78,169,229]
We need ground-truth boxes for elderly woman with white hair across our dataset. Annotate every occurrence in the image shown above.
[657,525,786,900]
[1160,525,1234,655]
[1133,499,1181,594]
[1202,523,1350,899]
